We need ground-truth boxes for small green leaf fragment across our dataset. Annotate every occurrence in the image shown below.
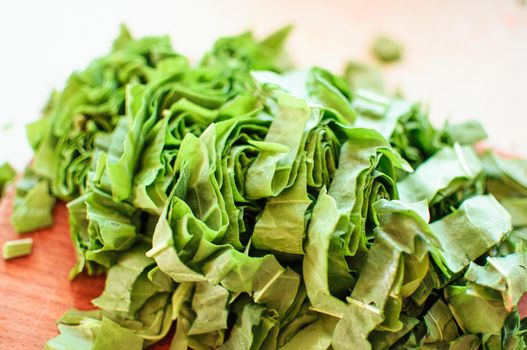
[2,238,33,260]
[371,35,404,63]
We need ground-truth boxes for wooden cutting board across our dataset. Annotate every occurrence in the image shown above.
[0,189,172,349]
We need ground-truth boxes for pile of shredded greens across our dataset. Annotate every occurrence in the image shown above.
[11,25,527,350]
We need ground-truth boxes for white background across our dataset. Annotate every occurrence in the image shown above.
[1,0,527,170]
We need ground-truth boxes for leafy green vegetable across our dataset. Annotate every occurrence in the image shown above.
[2,237,33,260]
[430,195,511,277]
[11,24,527,350]
[221,303,279,350]
[422,299,459,343]
[398,144,484,219]
[93,317,144,350]
[11,167,55,233]
[371,35,404,63]
[0,162,16,197]
[344,61,385,93]
[442,120,487,145]
[446,284,509,334]
[245,92,311,199]
[465,253,527,311]
[188,282,229,335]
[45,314,144,350]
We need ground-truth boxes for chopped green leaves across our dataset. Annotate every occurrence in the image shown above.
[344,61,385,93]
[0,162,15,197]
[371,35,404,63]
[398,145,482,204]
[10,24,527,349]
[2,238,33,260]
[465,253,527,311]
[442,120,487,145]
[430,195,512,276]
[11,168,55,233]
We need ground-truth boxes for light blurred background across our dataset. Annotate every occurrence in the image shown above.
[1,0,526,169]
